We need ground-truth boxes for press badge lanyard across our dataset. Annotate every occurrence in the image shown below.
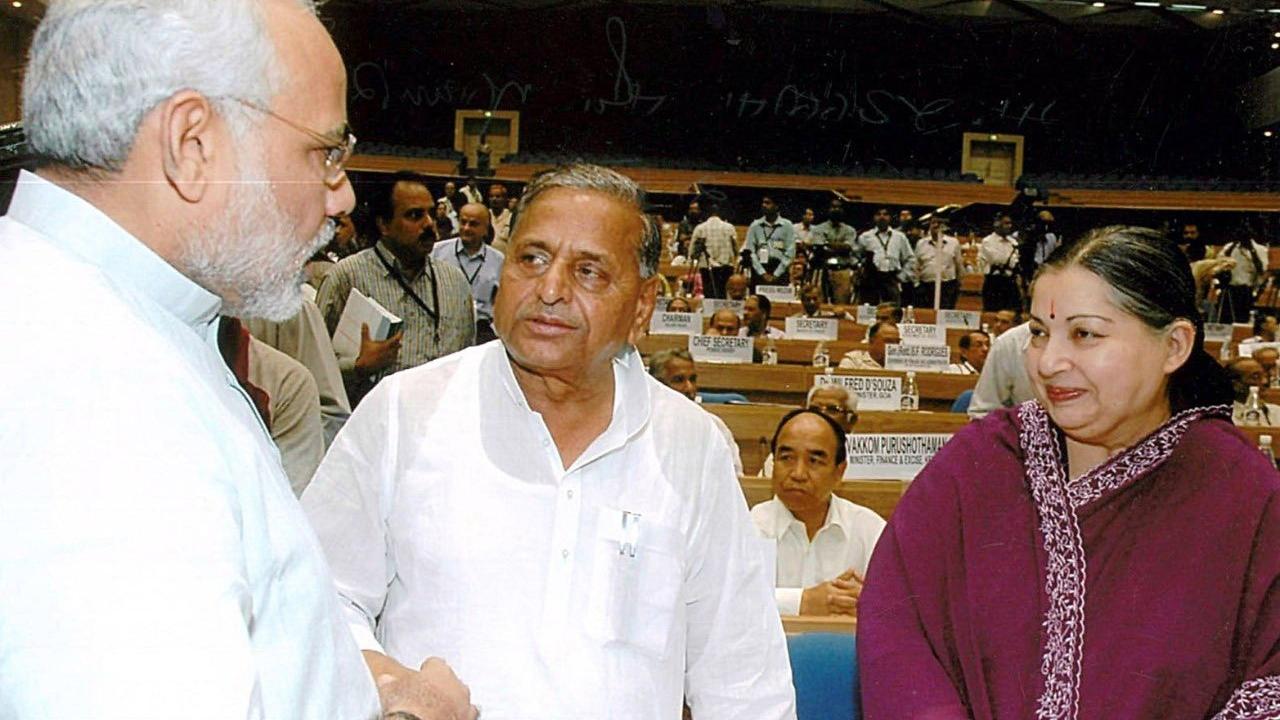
[373,246,441,346]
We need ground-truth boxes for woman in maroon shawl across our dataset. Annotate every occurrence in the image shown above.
[859,226,1280,719]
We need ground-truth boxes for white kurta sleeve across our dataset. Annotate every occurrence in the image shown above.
[774,587,803,616]
[682,429,797,719]
[0,387,263,719]
[302,378,402,655]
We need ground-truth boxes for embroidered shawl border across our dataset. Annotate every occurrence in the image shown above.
[1018,401,1229,720]
[1213,677,1280,720]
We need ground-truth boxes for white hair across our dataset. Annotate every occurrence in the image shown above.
[23,0,317,172]
[807,384,860,413]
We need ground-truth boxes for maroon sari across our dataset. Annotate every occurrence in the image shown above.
[859,401,1280,719]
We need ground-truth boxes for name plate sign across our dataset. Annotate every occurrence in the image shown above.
[885,344,951,372]
[813,374,901,411]
[855,304,877,324]
[1204,323,1234,343]
[648,311,700,336]
[898,322,947,346]
[757,285,799,304]
[845,433,952,480]
[1239,340,1280,358]
[688,335,753,364]
[702,299,745,318]
[939,310,982,329]
[785,316,839,341]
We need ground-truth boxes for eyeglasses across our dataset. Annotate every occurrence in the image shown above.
[225,97,356,185]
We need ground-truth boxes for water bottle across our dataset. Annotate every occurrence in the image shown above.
[812,342,829,369]
[1260,435,1276,468]
[1243,386,1265,426]
[1220,341,1233,363]
[762,337,778,365]
[904,305,916,323]
[901,371,920,411]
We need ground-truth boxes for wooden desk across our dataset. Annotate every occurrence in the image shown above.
[696,364,977,411]
[782,615,857,635]
[741,476,909,520]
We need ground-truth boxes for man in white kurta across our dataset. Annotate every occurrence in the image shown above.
[0,173,379,719]
[303,164,794,720]
[0,1,471,717]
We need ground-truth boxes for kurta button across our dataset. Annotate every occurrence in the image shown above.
[566,489,574,499]
[561,549,569,559]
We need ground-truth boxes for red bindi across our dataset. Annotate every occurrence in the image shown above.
[1049,300,1055,320]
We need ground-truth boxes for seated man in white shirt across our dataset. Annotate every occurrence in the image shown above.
[302,163,794,719]
[839,321,900,369]
[751,409,886,617]
[947,330,991,375]
[1228,357,1280,425]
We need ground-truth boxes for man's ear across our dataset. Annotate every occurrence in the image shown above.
[159,91,218,204]
[628,275,661,345]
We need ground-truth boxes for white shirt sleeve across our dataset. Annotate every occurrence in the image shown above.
[775,587,803,616]
[683,431,796,719]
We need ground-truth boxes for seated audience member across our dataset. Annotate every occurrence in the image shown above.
[707,308,743,336]
[760,385,860,476]
[990,308,1018,338]
[1246,312,1279,344]
[839,322,899,370]
[797,284,840,318]
[967,321,1035,418]
[1227,357,1280,425]
[947,331,991,375]
[743,294,785,339]
[666,296,694,313]
[1254,346,1280,386]
[874,302,903,327]
[725,272,750,302]
[648,348,744,473]
[751,409,886,616]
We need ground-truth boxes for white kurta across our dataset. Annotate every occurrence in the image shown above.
[0,171,379,719]
[303,341,795,720]
[750,496,886,615]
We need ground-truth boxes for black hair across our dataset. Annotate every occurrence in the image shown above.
[958,330,989,351]
[369,170,431,224]
[751,293,773,318]
[1255,312,1277,336]
[770,407,848,465]
[1035,225,1233,413]
[868,320,896,341]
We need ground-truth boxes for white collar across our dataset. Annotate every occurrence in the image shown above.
[7,170,220,330]
[765,495,847,541]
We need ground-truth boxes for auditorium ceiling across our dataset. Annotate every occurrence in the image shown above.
[5,0,1280,30]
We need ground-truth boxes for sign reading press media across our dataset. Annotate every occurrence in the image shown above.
[784,316,839,341]
[688,335,753,364]
[844,433,952,480]
[884,343,951,372]
[648,311,701,336]
[756,285,799,304]
[813,374,901,411]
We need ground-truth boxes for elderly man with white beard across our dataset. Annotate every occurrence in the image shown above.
[0,1,474,719]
